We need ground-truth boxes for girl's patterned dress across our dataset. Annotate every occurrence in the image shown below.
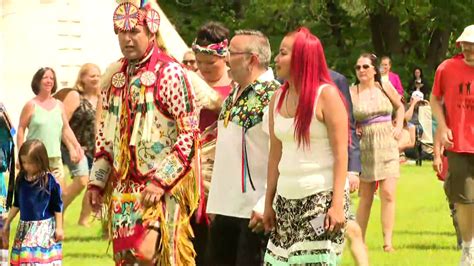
[11,173,62,265]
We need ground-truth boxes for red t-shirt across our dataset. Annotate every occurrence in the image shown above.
[199,85,232,132]
[432,57,474,153]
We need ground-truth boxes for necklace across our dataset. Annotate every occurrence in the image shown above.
[284,90,298,117]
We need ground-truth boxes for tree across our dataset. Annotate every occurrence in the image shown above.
[160,0,473,86]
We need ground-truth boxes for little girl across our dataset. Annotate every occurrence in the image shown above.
[2,139,63,265]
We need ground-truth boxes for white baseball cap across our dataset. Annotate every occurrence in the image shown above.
[456,25,474,44]
[411,90,424,100]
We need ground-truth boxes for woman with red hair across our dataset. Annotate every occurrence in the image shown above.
[263,27,350,265]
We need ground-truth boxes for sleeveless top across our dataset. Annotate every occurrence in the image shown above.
[274,85,334,199]
[26,101,63,158]
[68,95,96,158]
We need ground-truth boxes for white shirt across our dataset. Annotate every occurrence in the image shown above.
[206,69,277,219]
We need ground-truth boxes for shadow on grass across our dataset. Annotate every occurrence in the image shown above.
[65,235,104,242]
[399,243,458,250]
[394,230,454,236]
[66,252,112,259]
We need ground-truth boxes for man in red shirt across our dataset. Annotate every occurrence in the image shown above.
[431,25,474,265]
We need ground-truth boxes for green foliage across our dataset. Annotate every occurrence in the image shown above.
[159,0,473,87]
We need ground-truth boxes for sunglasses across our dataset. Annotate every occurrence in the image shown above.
[183,60,196,65]
[354,64,372,71]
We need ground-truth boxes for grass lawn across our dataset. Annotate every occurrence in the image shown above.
[7,163,461,265]
[341,163,460,265]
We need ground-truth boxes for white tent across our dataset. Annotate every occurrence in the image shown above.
[0,0,189,127]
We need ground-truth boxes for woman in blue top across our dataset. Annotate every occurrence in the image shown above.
[2,139,63,265]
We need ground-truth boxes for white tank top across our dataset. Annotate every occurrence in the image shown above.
[274,85,334,199]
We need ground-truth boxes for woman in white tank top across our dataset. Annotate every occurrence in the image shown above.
[262,28,350,265]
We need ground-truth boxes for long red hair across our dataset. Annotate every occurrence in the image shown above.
[276,27,335,148]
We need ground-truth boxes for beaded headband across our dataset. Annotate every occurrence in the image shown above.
[191,39,229,57]
[113,0,160,34]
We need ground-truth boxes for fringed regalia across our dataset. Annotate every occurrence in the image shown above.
[89,43,200,265]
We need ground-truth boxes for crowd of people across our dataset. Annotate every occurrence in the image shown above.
[0,0,473,265]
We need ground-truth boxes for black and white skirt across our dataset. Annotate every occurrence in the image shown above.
[264,190,350,266]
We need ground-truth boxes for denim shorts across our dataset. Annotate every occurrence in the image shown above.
[61,146,92,178]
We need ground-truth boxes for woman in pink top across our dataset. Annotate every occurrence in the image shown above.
[192,21,233,132]
[380,56,404,96]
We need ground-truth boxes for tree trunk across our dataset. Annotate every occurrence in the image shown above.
[326,0,346,51]
[406,19,424,58]
[368,5,402,56]
[426,28,451,71]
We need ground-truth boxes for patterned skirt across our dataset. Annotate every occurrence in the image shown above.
[265,191,350,266]
[11,217,62,265]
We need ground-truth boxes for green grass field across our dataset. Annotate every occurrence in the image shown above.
[8,163,461,265]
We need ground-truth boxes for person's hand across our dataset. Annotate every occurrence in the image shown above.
[248,211,264,233]
[87,187,103,213]
[76,146,85,161]
[263,205,276,233]
[432,155,443,174]
[324,205,345,233]
[141,182,165,208]
[348,173,360,193]
[392,125,403,140]
[69,148,79,164]
[55,228,64,242]
[439,126,454,149]
[410,97,421,106]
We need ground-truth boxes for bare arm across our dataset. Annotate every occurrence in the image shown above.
[62,90,81,121]
[59,101,82,162]
[264,93,282,210]
[430,94,447,131]
[382,82,405,137]
[320,86,348,211]
[404,101,417,122]
[17,101,36,152]
[4,206,19,227]
[262,92,282,233]
[55,211,63,230]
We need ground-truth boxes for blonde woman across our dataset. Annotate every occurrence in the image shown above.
[55,63,101,226]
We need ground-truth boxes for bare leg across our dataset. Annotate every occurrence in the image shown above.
[356,181,377,241]
[456,204,474,242]
[78,189,93,226]
[379,177,397,251]
[346,220,369,266]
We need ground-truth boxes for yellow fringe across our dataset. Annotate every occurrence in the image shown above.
[142,170,199,265]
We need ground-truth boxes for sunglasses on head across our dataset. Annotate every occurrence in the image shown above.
[183,60,196,65]
[354,64,372,71]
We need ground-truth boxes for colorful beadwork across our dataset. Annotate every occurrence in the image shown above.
[113,2,140,32]
[112,72,127,88]
[146,9,160,34]
[140,71,156,87]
